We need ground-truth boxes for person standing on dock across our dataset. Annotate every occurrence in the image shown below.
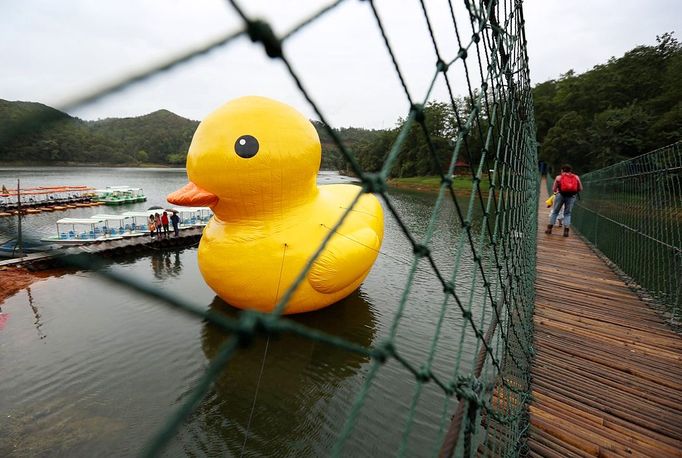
[170,211,180,237]
[154,213,163,238]
[148,214,156,238]
[546,164,582,237]
[161,211,170,238]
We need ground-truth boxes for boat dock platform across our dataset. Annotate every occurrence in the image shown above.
[0,227,203,270]
[0,201,104,217]
[0,185,101,216]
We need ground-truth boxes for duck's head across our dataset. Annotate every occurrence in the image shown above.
[167,96,321,220]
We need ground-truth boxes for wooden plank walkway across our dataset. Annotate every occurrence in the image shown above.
[529,189,682,457]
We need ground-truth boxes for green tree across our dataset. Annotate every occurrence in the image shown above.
[541,112,593,172]
[166,153,186,165]
[390,101,457,177]
[534,32,681,173]
[590,104,651,167]
[136,150,149,163]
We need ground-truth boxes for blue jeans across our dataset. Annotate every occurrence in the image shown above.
[550,193,576,227]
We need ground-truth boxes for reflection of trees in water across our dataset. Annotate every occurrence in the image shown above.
[150,249,182,280]
[186,290,376,457]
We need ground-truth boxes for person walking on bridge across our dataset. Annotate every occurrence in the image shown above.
[545,164,582,237]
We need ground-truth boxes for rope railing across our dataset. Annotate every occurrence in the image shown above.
[2,0,538,456]
[571,142,682,322]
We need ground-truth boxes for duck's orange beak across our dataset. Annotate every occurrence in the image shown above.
[167,182,218,207]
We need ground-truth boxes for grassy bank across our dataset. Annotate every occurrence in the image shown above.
[388,176,490,193]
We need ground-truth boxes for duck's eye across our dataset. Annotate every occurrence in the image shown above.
[234,135,259,158]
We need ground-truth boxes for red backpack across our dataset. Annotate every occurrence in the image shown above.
[559,173,579,194]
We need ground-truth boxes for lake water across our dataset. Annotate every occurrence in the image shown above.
[0,167,494,457]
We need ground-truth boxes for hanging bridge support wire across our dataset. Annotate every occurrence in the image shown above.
[571,141,682,323]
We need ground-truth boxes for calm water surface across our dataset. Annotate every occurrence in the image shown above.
[0,167,492,457]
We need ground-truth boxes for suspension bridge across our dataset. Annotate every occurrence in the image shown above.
[529,170,682,457]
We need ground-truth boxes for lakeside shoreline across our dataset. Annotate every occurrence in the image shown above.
[0,162,182,168]
[0,163,350,171]
[0,164,484,195]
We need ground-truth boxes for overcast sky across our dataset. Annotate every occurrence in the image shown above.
[1,0,679,129]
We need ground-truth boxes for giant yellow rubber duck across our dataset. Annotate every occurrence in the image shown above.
[167,96,383,314]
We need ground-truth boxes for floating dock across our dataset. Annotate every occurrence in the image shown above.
[1,185,102,216]
[0,227,204,270]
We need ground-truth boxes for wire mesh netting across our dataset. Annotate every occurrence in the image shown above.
[570,142,682,323]
[1,0,538,456]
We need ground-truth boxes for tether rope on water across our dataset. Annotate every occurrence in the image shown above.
[239,243,287,457]
[239,335,270,458]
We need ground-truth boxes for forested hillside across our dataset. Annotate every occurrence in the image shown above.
[0,100,386,169]
[320,99,482,177]
[535,32,681,172]
[1,33,678,174]
[0,100,199,165]
[89,110,198,164]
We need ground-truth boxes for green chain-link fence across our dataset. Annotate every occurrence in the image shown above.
[571,142,682,323]
[2,0,538,455]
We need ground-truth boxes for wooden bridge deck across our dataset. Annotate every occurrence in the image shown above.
[528,191,682,457]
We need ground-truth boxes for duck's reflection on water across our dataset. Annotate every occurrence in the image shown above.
[189,290,377,456]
